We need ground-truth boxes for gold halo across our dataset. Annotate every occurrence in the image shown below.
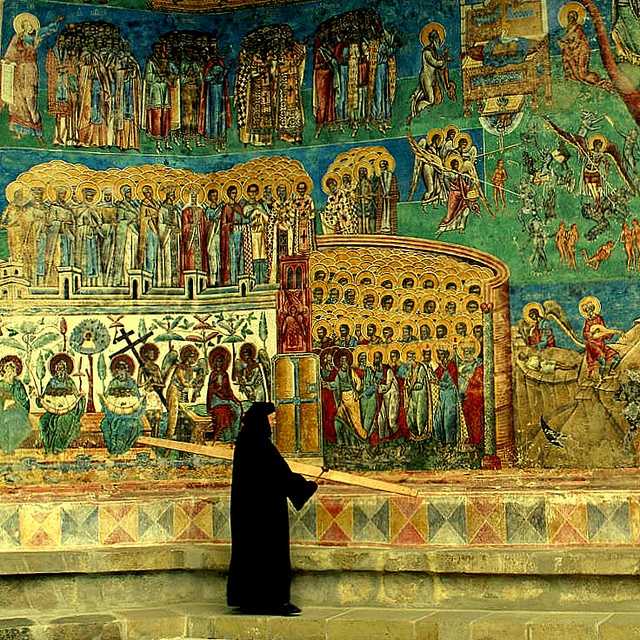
[400,342,421,361]
[5,181,28,203]
[379,290,398,312]
[13,12,40,35]
[292,174,313,194]
[241,180,263,201]
[361,287,380,310]
[523,302,545,324]
[442,274,463,293]
[324,283,344,304]
[353,161,373,180]
[427,128,444,145]
[341,285,359,305]
[157,181,180,198]
[418,319,436,339]
[376,154,396,173]
[464,295,483,316]
[579,295,601,317]
[311,281,328,305]
[399,294,418,314]
[181,183,206,205]
[456,337,481,360]
[445,153,463,171]
[46,180,72,202]
[75,181,102,203]
[137,181,158,201]
[221,179,243,203]
[558,1,586,28]
[452,315,472,338]
[420,22,446,46]
[114,178,137,199]
[272,179,291,199]
[434,319,453,340]
[379,272,399,290]
[421,297,439,315]
[357,270,377,287]
[313,321,333,340]
[333,269,354,286]
[352,345,371,366]
[453,132,473,149]
[363,317,383,336]
[587,133,608,150]
[421,274,440,290]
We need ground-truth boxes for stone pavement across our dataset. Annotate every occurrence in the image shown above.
[2,603,640,639]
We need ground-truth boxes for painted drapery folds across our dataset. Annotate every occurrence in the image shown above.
[1,0,640,485]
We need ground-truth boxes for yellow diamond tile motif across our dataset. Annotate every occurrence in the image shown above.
[99,503,139,545]
[20,504,62,548]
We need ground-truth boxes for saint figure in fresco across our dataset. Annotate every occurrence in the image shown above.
[157,185,181,288]
[408,23,456,124]
[74,187,103,287]
[403,350,433,439]
[204,188,223,287]
[137,343,166,438]
[324,350,366,445]
[112,51,142,151]
[557,5,612,91]
[374,159,399,234]
[457,341,484,448]
[100,355,145,455]
[198,44,232,152]
[138,184,161,284]
[207,346,242,443]
[144,42,178,153]
[0,356,31,454]
[3,13,63,139]
[220,185,243,286]
[38,353,85,454]
[111,184,140,287]
[433,346,460,446]
[291,179,315,255]
[579,296,622,379]
[180,187,208,284]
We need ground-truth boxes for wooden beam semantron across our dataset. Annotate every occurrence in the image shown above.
[138,436,419,498]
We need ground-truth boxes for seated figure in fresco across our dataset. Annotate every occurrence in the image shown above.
[0,356,31,454]
[233,343,269,403]
[206,346,242,442]
[580,295,622,379]
[100,355,145,455]
[38,353,85,454]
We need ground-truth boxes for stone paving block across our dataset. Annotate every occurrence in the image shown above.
[32,614,122,640]
[267,606,345,640]
[470,612,531,640]
[213,612,269,640]
[599,613,640,639]
[326,607,432,640]
[528,612,608,640]
[115,608,185,640]
[415,610,491,640]
[166,602,228,638]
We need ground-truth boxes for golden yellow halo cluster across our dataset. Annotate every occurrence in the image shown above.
[321,146,396,194]
[5,158,314,205]
[310,246,491,347]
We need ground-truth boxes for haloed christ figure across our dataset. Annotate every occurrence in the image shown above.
[227,402,317,616]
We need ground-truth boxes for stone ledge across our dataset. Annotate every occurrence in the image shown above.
[2,544,640,577]
[0,605,634,640]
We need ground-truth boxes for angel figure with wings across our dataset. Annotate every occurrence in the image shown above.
[518,300,585,353]
[543,117,635,205]
[408,129,447,207]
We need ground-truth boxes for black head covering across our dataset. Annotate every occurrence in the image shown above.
[239,402,276,439]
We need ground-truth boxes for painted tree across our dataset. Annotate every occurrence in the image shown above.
[69,319,110,414]
[580,0,640,125]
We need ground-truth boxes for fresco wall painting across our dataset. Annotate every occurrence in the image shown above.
[1,0,640,486]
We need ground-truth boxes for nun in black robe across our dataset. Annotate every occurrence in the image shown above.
[227,401,318,615]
